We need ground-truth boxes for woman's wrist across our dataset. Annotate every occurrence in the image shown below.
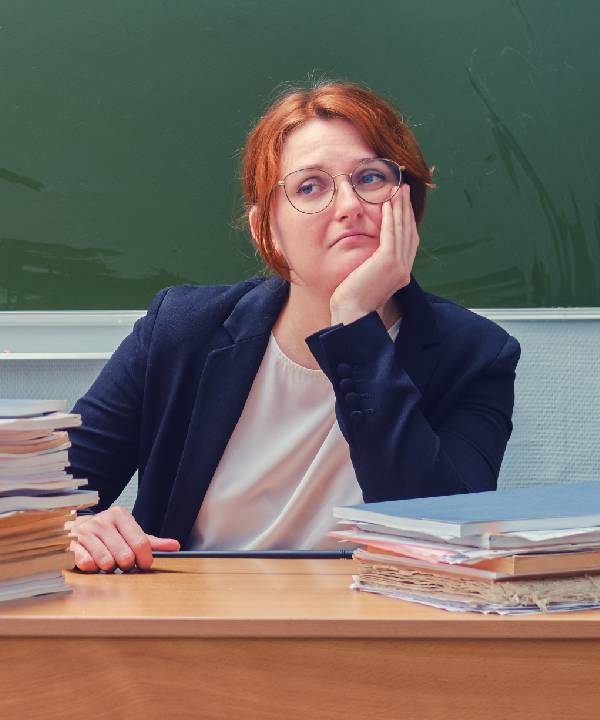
[330,300,373,326]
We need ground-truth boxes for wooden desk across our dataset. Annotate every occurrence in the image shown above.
[1,558,599,719]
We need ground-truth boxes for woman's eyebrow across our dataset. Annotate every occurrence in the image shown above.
[290,156,378,172]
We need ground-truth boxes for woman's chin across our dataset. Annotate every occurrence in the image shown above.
[331,247,376,282]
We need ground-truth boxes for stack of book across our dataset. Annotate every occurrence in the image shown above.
[331,482,600,614]
[0,399,98,603]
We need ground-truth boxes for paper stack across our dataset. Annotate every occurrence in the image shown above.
[0,399,98,603]
[331,482,600,614]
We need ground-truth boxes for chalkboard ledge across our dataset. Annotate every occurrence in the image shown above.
[0,309,599,360]
[0,311,143,359]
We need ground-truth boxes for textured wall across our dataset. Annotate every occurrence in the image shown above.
[1,319,598,512]
[497,320,599,489]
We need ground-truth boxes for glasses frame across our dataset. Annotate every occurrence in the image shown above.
[275,158,406,214]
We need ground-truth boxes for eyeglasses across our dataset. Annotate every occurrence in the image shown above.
[275,157,405,214]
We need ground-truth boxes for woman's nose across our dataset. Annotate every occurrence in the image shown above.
[333,176,363,217]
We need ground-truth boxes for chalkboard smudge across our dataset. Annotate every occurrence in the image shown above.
[0,167,44,192]
[466,65,598,305]
[0,237,193,310]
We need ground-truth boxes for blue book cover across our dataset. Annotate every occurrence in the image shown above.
[334,482,600,537]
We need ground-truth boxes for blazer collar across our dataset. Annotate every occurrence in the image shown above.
[222,273,440,348]
[223,276,289,343]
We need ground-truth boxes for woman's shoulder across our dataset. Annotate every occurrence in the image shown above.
[137,276,285,351]
[148,277,266,316]
[424,290,520,361]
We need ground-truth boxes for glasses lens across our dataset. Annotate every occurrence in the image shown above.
[352,159,401,204]
[283,169,334,213]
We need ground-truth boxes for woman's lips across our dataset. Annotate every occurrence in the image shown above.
[333,233,375,246]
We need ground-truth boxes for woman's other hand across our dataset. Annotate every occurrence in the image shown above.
[330,183,419,325]
[66,506,180,572]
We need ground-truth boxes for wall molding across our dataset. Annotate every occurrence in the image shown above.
[473,308,600,322]
[0,311,143,360]
[1,308,599,360]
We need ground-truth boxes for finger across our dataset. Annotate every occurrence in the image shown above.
[147,535,181,551]
[380,199,394,251]
[391,187,404,254]
[69,538,99,573]
[92,522,138,571]
[74,529,117,572]
[111,508,154,570]
[406,186,420,260]
[402,185,412,243]
[401,185,414,264]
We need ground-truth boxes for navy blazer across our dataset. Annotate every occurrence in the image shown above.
[69,275,520,547]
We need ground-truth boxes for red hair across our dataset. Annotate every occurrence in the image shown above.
[241,80,435,278]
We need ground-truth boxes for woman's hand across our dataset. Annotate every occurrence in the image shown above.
[66,506,180,572]
[330,183,419,325]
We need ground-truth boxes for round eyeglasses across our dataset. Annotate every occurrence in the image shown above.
[275,157,405,214]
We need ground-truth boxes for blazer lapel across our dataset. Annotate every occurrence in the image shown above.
[160,278,289,542]
[393,276,442,396]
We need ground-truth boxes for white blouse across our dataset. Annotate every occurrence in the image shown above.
[188,319,401,550]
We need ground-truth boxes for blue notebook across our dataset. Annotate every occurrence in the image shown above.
[333,482,600,537]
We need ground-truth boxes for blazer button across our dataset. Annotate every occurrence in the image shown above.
[339,378,354,393]
[350,410,365,425]
[336,363,352,378]
[345,392,360,408]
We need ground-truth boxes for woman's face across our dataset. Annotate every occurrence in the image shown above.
[267,118,384,298]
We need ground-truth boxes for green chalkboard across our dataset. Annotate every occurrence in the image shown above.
[1,0,599,309]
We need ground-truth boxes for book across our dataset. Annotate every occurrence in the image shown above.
[0,508,72,535]
[471,549,600,576]
[352,559,600,614]
[0,399,66,418]
[360,544,600,578]
[0,441,70,458]
[0,449,69,469]
[0,490,98,512]
[0,412,82,432]
[346,522,600,549]
[0,431,69,453]
[333,482,600,538]
[0,530,71,554]
[0,572,72,603]
[0,549,75,582]
[0,402,97,603]
[330,528,600,563]
[0,430,63,443]
[0,463,69,478]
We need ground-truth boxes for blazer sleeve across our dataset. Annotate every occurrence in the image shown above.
[306,311,520,502]
[68,288,169,512]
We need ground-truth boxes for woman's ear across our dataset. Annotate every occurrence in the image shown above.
[250,204,283,254]
[248,205,259,244]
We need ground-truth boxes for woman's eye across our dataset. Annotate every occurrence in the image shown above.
[297,179,325,195]
[359,172,385,185]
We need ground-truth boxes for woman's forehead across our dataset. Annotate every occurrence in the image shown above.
[280,118,375,175]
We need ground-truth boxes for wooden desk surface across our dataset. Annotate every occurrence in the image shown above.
[1,558,600,639]
[2,560,600,720]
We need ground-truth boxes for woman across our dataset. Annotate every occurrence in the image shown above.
[67,81,520,572]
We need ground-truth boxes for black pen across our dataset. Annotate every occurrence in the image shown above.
[152,549,354,559]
